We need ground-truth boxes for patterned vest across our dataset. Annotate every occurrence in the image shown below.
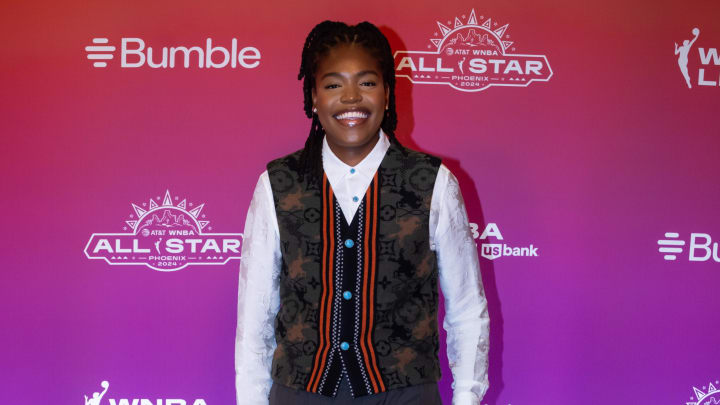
[267,142,442,398]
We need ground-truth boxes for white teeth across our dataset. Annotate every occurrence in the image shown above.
[335,111,368,120]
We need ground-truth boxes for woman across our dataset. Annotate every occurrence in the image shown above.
[235,21,489,405]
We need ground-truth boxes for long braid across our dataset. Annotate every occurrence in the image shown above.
[297,21,403,184]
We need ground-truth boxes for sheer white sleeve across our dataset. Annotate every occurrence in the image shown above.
[431,164,490,405]
[235,171,282,405]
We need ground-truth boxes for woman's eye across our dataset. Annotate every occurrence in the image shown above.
[325,84,340,89]
[361,81,377,87]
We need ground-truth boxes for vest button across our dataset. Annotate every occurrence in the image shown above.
[340,341,350,351]
[344,239,355,248]
[343,291,352,300]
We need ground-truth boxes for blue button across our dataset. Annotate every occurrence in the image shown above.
[352,196,359,202]
[350,168,356,174]
[344,239,354,248]
[343,291,352,300]
[340,341,350,351]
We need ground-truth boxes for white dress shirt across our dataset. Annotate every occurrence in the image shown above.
[235,130,489,405]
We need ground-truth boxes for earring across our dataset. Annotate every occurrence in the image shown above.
[313,107,317,113]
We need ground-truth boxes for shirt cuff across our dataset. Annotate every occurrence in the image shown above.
[453,390,481,405]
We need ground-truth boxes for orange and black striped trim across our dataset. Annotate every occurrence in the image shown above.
[307,174,335,392]
[360,172,385,393]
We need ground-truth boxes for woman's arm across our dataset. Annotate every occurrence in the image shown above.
[432,165,490,405]
[235,171,282,405]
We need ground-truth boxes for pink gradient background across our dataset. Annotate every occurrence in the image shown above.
[1,0,719,404]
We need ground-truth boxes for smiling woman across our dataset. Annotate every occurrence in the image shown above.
[295,21,401,184]
[311,43,389,166]
[235,20,489,405]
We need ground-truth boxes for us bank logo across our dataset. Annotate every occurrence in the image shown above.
[657,232,720,262]
[685,380,720,405]
[84,190,242,271]
[84,37,261,69]
[394,8,552,92]
[470,222,538,260]
[83,380,207,405]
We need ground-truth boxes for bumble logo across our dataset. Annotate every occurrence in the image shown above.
[84,37,261,69]
[470,222,539,260]
[85,38,115,68]
[657,232,720,262]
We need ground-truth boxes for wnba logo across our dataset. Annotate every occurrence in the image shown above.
[83,380,207,405]
[674,27,720,88]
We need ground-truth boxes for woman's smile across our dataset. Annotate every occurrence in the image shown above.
[333,107,370,127]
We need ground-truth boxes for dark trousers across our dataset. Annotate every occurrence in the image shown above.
[269,374,443,405]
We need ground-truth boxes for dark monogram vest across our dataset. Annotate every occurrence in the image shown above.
[266,142,442,397]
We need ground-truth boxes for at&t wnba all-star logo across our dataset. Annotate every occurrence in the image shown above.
[84,190,242,271]
[685,379,720,405]
[394,8,552,92]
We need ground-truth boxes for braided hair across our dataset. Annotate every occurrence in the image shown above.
[297,21,402,184]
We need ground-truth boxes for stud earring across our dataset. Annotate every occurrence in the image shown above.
[313,107,317,113]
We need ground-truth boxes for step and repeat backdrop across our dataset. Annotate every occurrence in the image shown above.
[1,0,719,404]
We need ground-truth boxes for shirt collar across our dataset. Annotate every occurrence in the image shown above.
[322,129,390,184]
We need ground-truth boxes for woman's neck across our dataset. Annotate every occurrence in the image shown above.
[325,132,381,167]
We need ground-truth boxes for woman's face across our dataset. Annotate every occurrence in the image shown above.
[312,43,389,156]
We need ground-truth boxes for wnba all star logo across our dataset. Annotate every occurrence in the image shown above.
[84,190,242,271]
[394,8,552,92]
[686,380,720,405]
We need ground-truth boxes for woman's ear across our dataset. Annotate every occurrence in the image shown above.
[384,83,389,110]
[311,86,318,111]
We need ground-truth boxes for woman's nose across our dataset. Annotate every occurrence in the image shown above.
[341,85,362,103]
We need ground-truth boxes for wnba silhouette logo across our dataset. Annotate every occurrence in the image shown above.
[84,190,243,271]
[675,27,720,88]
[394,8,552,92]
[84,380,109,405]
